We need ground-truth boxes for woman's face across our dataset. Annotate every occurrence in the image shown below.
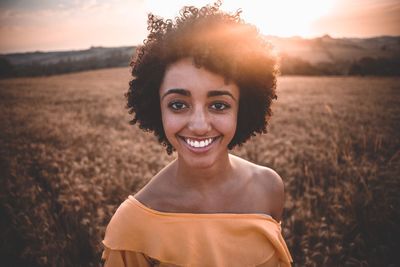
[159,58,240,169]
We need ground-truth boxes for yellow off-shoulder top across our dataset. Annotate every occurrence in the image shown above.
[102,196,293,267]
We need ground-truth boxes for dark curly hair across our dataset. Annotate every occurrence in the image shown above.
[127,1,278,155]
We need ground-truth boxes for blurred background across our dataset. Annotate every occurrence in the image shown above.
[0,0,399,266]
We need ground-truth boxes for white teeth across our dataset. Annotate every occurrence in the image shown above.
[184,138,215,148]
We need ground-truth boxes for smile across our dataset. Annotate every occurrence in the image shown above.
[180,136,219,149]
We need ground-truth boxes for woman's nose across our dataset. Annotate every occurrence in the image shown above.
[188,108,211,135]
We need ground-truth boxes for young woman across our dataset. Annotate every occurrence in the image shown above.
[102,2,292,266]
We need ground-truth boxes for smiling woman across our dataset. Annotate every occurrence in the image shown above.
[102,1,292,266]
[159,58,240,169]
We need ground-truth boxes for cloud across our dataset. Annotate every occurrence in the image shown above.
[0,0,147,53]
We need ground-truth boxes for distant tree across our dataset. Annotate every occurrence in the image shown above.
[349,57,400,76]
[0,57,15,78]
[280,55,332,76]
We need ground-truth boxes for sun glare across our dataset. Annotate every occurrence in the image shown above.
[145,0,335,37]
[241,0,335,37]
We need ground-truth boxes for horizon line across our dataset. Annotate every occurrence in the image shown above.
[1,34,399,55]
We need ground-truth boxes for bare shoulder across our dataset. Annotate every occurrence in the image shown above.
[254,165,285,222]
[230,154,285,221]
[256,165,284,196]
[230,154,284,194]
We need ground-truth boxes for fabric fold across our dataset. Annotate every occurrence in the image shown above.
[103,196,292,267]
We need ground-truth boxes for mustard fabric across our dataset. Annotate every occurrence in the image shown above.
[102,196,293,267]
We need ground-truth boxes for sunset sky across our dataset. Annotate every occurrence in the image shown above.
[0,0,399,54]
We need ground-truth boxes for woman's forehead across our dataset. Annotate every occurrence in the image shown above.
[161,58,230,86]
[160,58,239,98]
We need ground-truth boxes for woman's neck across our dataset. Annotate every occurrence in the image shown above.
[172,153,235,194]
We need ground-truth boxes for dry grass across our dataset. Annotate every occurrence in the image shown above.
[0,69,399,267]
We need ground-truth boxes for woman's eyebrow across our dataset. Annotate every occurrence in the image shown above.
[161,88,190,100]
[161,89,237,101]
[207,90,237,101]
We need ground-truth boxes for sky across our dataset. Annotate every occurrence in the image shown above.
[0,0,399,54]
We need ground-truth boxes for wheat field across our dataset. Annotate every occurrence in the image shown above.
[0,68,399,267]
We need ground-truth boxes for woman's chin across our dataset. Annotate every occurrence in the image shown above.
[177,153,225,170]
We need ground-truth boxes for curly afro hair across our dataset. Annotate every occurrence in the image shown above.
[127,1,278,155]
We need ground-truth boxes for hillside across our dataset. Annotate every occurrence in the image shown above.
[0,46,135,77]
[272,35,400,76]
[270,35,400,64]
[0,36,399,77]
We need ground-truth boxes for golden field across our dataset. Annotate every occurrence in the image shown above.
[0,68,399,267]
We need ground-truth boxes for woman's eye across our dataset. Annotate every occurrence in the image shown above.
[168,101,187,110]
[210,102,230,111]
